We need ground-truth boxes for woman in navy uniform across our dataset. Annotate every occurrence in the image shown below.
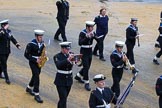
[153,24,162,65]
[155,75,162,108]
[125,18,139,74]
[24,30,45,103]
[110,41,127,98]
[89,74,117,108]
[53,42,74,108]
[93,8,109,61]
[54,0,69,42]
[75,21,96,91]
[0,19,21,84]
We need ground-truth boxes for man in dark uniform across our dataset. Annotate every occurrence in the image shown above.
[89,74,117,108]
[0,19,21,84]
[110,41,127,98]
[75,21,96,91]
[24,30,45,103]
[93,8,109,61]
[125,18,139,74]
[155,75,162,108]
[153,24,162,65]
[54,0,69,42]
[53,41,74,108]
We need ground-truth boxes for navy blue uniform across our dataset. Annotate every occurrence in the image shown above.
[89,87,116,108]
[156,76,162,108]
[53,52,73,108]
[110,50,124,97]
[24,39,44,94]
[0,28,19,81]
[125,24,138,65]
[156,26,162,59]
[78,29,95,82]
[93,15,109,59]
[54,0,69,41]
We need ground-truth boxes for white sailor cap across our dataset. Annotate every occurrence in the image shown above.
[131,18,138,22]
[93,74,106,82]
[85,21,95,26]
[59,42,72,49]
[115,41,125,47]
[34,29,45,36]
[0,19,9,24]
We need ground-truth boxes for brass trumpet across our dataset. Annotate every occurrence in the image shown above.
[123,52,134,70]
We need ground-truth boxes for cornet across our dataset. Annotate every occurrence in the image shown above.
[69,52,83,66]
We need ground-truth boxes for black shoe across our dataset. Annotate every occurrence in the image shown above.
[5,80,11,85]
[93,53,99,57]
[63,40,67,42]
[84,83,91,91]
[155,43,160,48]
[153,59,160,65]
[132,68,139,74]
[100,58,106,61]
[26,87,35,96]
[35,95,43,103]
[54,38,61,41]
[74,75,84,83]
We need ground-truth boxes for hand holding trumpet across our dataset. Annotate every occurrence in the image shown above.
[123,53,134,70]
[122,54,128,62]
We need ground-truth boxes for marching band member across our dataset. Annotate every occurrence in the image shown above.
[89,74,117,108]
[153,23,162,65]
[93,8,109,61]
[155,17,162,48]
[24,30,45,103]
[110,41,127,98]
[54,0,69,42]
[53,42,74,108]
[75,21,96,91]
[155,75,162,108]
[125,18,139,74]
[0,19,21,84]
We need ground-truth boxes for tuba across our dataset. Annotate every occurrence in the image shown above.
[38,44,49,68]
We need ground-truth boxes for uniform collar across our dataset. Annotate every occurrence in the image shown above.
[97,87,104,94]
[100,15,106,17]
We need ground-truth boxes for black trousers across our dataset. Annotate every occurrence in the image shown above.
[0,54,9,80]
[56,86,71,108]
[111,68,123,97]
[54,18,67,41]
[0,62,2,75]
[79,48,92,81]
[126,44,135,65]
[156,42,162,58]
[160,96,162,108]
[28,62,41,93]
[93,36,105,59]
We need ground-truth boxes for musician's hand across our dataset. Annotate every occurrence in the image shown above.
[37,58,41,64]
[122,56,127,62]
[16,43,21,50]
[86,32,94,38]
[67,54,74,62]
